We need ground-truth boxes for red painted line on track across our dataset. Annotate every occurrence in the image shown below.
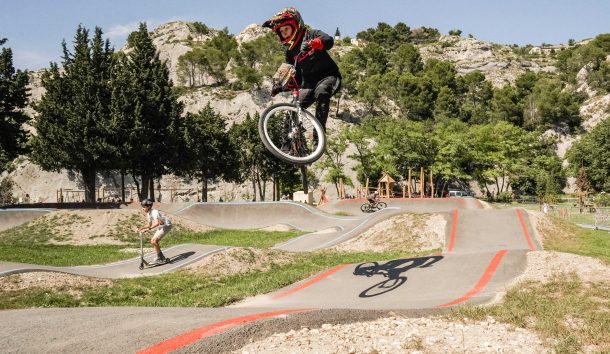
[435,249,508,308]
[448,209,458,253]
[475,199,483,209]
[272,264,348,300]
[516,209,535,251]
[137,308,316,354]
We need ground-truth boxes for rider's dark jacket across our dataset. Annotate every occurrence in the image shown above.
[285,29,341,86]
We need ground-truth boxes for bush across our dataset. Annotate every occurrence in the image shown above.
[0,177,15,205]
[594,192,610,206]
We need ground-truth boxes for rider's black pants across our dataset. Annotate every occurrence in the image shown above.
[298,76,341,131]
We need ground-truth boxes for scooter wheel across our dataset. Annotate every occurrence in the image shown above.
[139,264,144,270]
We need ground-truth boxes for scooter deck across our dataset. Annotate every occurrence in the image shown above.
[139,258,171,270]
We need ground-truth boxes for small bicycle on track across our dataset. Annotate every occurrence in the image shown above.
[258,52,327,165]
[360,200,387,213]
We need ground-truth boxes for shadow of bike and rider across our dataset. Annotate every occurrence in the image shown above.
[353,255,444,297]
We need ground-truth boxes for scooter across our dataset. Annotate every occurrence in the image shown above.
[139,231,170,270]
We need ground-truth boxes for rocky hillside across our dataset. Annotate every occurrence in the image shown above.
[6,21,610,202]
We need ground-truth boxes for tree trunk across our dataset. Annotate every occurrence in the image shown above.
[140,175,150,201]
[300,165,308,194]
[201,171,208,202]
[251,167,257,201]
[149,177,155,201]
[132,174,141,201]
[81,167,96,203]
[121,171,126,204]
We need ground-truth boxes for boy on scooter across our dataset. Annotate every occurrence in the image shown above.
[138,199,172,262]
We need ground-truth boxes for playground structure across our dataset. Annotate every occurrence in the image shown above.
[346,167,438,200]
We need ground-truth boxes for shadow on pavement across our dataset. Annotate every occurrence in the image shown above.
[353,255,444,297]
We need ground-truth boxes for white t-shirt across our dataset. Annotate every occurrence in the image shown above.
[147,209,171,228]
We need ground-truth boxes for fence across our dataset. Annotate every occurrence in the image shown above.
[56,187,202,203]
[548,205,610,229]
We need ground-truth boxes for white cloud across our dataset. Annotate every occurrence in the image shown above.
[106,21,140,40]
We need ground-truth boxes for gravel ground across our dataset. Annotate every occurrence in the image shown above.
[234,315,546,354]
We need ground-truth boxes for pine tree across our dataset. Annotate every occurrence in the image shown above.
[32,26,114,202]
[118,23,184,200]
[0,38,30,171]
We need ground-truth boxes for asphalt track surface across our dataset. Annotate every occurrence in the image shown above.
[0,198,541,353]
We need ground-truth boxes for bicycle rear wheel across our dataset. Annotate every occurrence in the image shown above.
[258,103,326,165]
[360,203,372,213]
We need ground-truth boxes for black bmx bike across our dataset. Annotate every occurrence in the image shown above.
[258,53,327,165]
[360,200,387,213]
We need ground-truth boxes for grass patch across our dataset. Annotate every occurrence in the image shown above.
[164,229,302,248]
[539,216,610,263]
[333,211,353,216]
[450,273,610,353]
[0,244,132,266]
[0,224,302,266]
[0,249,428,309]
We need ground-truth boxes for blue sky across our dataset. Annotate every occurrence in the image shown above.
[2,0,609,70]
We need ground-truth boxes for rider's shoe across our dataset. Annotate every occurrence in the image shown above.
[154,254,167,263]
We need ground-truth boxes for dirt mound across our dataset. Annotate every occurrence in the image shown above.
[0,272,112,297]
[185,247,296,279]
[331,213,446,252]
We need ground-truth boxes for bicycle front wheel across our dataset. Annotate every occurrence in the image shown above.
[376,201,387,210]
[258,103,326,165]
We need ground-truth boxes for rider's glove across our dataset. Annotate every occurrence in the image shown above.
[301,38,323,53]
[271,83,283,97]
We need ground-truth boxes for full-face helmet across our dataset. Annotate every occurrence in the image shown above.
[262,7,305,50]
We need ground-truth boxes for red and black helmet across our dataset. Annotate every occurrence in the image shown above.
[262,7,305,50]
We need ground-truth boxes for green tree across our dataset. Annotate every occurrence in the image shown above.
[523,77,583,131]
[409,27,441,44]
[566,117,610,191]
[175,104,238,202]
[0,38,30,171]
[346,123,379,185]
[336,48,366,95]
[433,86,461,121]
[177,48,207,87]
[119,23,184,199]
[190,21,210,41]
[232,32,284,89]
[458,71,493,124]
[31,26,115,202]
[423,59,457,90]
[389,43,423,75]
[229,113,297,200]
[432,119,472,193]
[371,118,436,181]
[396,73,435,120]
[588,61,610,93]
[201,28,238,84]
[316,128,354,195]
[489,85,523,125]
[356,22,411,50]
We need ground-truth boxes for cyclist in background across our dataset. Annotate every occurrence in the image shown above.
[367,191,380,206]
